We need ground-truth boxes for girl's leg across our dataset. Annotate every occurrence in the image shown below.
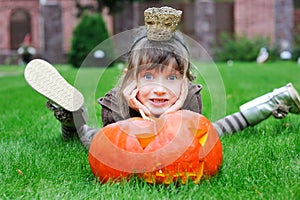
[213,112,248,136]
[24,59,98,150]
[213,83,300,136]
[46,101,99,149]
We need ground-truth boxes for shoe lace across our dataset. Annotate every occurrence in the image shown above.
[46,101,73,123]
[272,104,289,119]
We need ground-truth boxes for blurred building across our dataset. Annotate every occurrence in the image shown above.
[0,0,106,64]
[0,0,297,64]
[235,0,294,52]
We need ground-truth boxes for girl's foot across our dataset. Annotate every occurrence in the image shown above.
[240,83,300,125]
[24,59,84,112]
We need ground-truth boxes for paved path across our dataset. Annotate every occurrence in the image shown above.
[0,72,22,77]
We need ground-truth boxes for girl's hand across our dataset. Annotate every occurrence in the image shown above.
[164,78,188,114]
[123,81,152,117]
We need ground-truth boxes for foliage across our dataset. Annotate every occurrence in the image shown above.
[214,33,273,62]
[68,13,111,68]
[292,31,300,61]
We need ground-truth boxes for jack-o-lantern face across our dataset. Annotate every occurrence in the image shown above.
[88,110,222,184]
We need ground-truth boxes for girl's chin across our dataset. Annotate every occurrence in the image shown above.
[152,113,163,118]
[149,109,169,118]
[144,104,172,118]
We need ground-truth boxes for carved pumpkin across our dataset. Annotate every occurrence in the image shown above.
[88,110,222,184]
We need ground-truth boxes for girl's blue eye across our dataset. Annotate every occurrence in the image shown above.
[144,74,153,80]
[168,75,177,80]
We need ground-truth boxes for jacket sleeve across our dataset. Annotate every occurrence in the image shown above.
[182,83,203,114]
[100,105,118,127]
[98,88,126,127]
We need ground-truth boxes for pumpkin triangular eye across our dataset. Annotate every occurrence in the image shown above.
[135,133,156,149]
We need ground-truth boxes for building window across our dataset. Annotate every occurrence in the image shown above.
[10,9,31,50]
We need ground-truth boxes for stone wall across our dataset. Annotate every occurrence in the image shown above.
[41,3,64,63]
[234,0,294,51]
[274,0,294,51]
[194,0,216,58]
[235,0,275,42]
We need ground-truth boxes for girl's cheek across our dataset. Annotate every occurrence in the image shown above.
[167,83,182,95]
[136,90,142,99]
[137,81,147,89]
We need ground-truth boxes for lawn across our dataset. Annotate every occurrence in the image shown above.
[0,61,299,199]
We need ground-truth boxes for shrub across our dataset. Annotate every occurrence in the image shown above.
[68,13,112,68]
[214,33,272,62]
[292,32,300,61]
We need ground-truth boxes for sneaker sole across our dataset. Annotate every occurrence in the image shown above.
[24,59,84,112]
[287,83,300,113]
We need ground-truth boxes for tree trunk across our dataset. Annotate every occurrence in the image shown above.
[194,0,216,58]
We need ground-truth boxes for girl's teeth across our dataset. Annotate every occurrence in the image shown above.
[153,99,165,103]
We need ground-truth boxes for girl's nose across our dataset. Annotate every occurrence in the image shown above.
[153,84,167,96]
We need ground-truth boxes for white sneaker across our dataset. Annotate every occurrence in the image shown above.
[24,59,84,112]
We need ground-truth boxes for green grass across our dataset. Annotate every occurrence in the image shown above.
[0,61,299,199]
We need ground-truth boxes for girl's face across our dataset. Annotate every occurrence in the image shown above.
[136,58,183,117]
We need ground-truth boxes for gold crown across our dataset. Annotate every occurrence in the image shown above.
[144,6,182,41]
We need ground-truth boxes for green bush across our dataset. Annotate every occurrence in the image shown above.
[214,33,272,62]
[292,33,300,61]
[68,13,111,68]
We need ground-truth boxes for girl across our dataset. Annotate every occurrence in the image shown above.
[24,6,300,150]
